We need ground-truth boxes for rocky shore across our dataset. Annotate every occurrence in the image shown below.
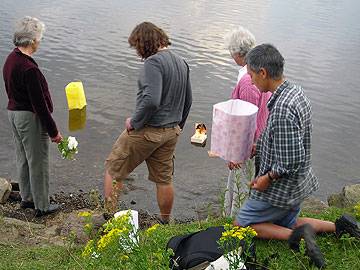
[0,176,359,248]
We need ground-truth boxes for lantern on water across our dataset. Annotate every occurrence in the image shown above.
[210,99,258,163]
[65,81,87,110]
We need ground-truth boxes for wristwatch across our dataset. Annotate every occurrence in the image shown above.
[267,171,275,183]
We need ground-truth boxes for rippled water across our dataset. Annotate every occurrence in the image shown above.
[1,0,359,218]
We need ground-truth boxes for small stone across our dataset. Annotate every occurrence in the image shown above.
[0,178,12,204]
[343,184,360,208]
[302,197,328,214]
[327,193,343,208]
[328,184,360,208]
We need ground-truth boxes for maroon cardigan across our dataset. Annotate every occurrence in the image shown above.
[3,48,58,138]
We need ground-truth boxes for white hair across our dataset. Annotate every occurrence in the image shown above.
[224,26,256,56]
[13,16,45,47]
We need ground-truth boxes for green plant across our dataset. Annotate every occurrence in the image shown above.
[88,189,101,209]
[78,211,95,238]
[65,230,77,249]
[218,223,257,270]
[354,202,360,219]
[80,211,172,269]
[232,159,254,213]
[219,187,227,217]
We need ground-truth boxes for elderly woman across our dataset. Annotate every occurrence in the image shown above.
[225,26,272,141]
[3,16,62,217]
[223,27,272,216]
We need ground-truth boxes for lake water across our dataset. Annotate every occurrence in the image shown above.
[1,0,359,219]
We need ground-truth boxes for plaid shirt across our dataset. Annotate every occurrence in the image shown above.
[250,80,319,209]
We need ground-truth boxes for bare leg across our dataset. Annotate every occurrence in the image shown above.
[250,223,293,240]
[233,217,336,240]
[104,169,114,199]
[104,169,123,212]
[295,217,335,233]
[156,183,174,222]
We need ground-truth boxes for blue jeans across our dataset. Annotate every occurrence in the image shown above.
[236,198,301,228]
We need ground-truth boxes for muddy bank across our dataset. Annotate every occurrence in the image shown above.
[0,189,195,226]
[0,189,198,247]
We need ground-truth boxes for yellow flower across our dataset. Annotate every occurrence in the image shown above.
[103,213,131,232]
[78,211,91,218]
[82,240,94,257]
[221,225,257,241]
[354,203,360,218]
[221,230,233,238]
[232,231,244,240]
[146,224,160,235]
[243,226,257,237]
[84,223,92,230]
[97,228,125,250]
[120,254,129,261]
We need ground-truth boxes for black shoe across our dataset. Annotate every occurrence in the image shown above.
[35,204,60,217]
[11,182,20,192]
[288,224,326,269]
[335,214,360,239]
[20,201,35,209]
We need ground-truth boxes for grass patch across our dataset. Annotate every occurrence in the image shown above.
[0,208,359,270]
[0,244,83,269]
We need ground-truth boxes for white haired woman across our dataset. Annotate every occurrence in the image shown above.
[3,16,62,217]
[223,27,272,216]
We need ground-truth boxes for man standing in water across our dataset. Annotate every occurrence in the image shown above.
[104,22,192,224]
[235,44,360,268]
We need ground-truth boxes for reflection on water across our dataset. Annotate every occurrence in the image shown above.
[69,107,87,132]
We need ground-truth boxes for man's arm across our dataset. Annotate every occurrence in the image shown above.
[130,59,162,130]
[178,63,192,129]
[252,111,304,191]
[271,110,305,178]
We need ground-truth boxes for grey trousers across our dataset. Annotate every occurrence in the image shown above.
[8,111,50,211]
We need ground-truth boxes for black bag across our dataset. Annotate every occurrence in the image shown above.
[166,226,225,270]
[166,226,257,270]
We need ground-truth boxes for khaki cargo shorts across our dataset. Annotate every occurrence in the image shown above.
[105,125,181,184]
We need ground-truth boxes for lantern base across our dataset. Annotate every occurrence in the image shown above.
[191,134,207,147]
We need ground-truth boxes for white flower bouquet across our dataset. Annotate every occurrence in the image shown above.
[58,136,78,160]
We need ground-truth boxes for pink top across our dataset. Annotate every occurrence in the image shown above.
[231,73,272,141]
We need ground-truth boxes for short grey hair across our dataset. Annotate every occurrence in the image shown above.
[246,43,284,80]
[224,26,256,56]
[13,16,45,47]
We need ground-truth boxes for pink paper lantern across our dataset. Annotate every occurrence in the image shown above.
[210,99,258,162]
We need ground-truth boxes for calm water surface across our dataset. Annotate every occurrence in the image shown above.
[1,0,359,218]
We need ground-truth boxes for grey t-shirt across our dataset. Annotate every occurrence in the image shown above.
[130,49,192,130]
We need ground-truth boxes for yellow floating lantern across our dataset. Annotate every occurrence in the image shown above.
[65,81,87,110]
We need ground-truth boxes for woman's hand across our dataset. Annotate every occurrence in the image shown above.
[125,117,134,132]
[228,161,242,170]
[51,132,63,144]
